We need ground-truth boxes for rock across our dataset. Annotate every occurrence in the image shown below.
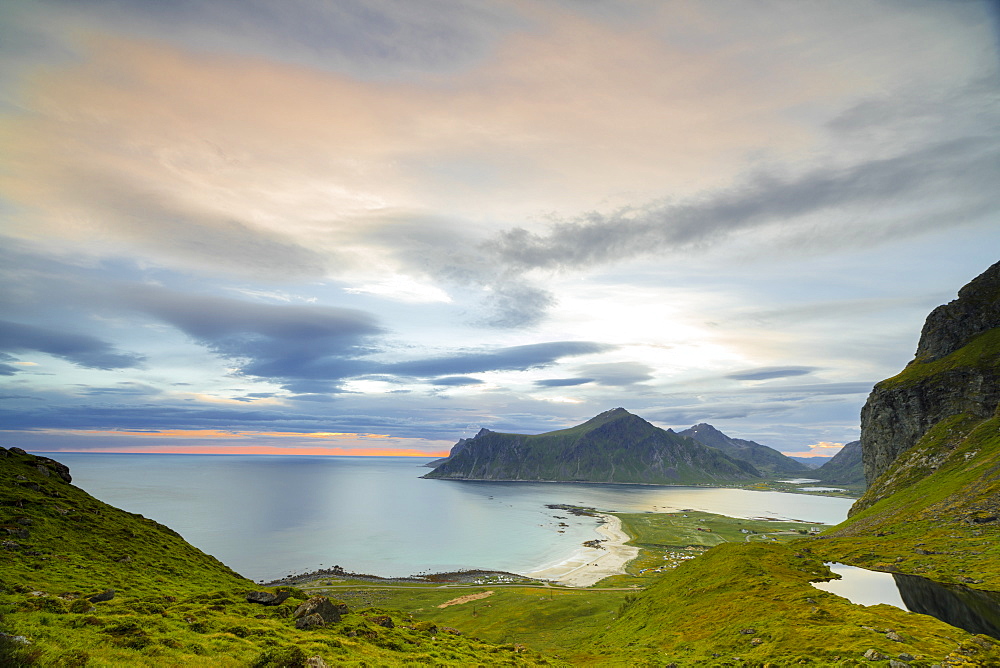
[10,447,28,455]
[305,657,329,668]
[739,628,757,634]
[294,613,326,630]
[885,630,904,642]
[889,660,910,668]
[898,654,915,661]
[292,596,345,624]
[857,261,1000,493]
[245,590,291,606]
[441,626,462,635]
[864,648,886,661]
[750,638,763,646]
[88,589,115,603]
[366,614,394,628]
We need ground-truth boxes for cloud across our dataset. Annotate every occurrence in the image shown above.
[430,376,485,386]
[483,135,1000,272]
[382,341,614,378]
[39,0,522,80]
[535,377,594,388]
[726,366,817,381]
[114,284,383,391]
[783,441,845,458]
[0,319,145,370]
[573,362,654,386]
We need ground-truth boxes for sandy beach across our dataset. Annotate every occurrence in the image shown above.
[524,514,639,587]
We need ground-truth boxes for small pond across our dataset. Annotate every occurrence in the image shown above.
[813,563,1000,640]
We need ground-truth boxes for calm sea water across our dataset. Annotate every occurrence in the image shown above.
[54,454,854,582]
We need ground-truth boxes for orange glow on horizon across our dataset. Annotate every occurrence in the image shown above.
[31,445,449,457]
[79,429,397,440]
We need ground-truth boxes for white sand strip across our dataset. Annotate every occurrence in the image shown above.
[524,514,638,587]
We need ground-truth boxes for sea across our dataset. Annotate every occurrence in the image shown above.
[54,454,854,583]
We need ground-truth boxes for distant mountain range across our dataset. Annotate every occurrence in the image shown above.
[423,408,762,485]
[677,423,812,476]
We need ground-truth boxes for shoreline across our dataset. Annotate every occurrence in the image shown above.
[523,513,639,587]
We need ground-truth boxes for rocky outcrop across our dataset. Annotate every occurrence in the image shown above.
[1,447,72,483]
[859,261,1000,489]
[246,590,291,606]
[914,261,1000,363]
[423,408,761,485]
[678,423,811,475]
[423,428,489,468]
[292,596,348,628]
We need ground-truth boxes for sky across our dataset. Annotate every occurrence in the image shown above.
[1,0,998,459]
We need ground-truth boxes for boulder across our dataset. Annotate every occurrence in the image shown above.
[245,590,291,606]
[864,648,886,661]
[293,596,346,624]
[294,613,326,630]
[88,589,115,603]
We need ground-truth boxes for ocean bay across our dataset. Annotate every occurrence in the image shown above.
[56,453,854,582]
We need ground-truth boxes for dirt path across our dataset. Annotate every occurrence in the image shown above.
[437,590,495,608]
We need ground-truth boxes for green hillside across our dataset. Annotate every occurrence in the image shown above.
[424,408,761,484]
[0,447,548,666]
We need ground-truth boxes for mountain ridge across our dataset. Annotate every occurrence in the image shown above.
[678,422,812,476]
[423,408,762,485]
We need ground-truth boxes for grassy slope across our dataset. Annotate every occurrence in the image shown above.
[809,326,1000,588]
[589,541,1000,666]
[811,413,1000,588]
[0,448,550,666]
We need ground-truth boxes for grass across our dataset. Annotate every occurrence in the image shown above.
[879,327,1000,388]
[0,448,552,666]
[589,541,1000,666]
[810,413,1000,588]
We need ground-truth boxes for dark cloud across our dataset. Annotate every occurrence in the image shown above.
[430,376,485,386]
[535,377,594,387]
[482,136,1000,272]
[726,366,816,381]
[77,383,162,396]
[115,285,381,391]
[382,341,614,378]
[0,319,145,370]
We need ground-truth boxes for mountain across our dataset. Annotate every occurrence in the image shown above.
[813,260,1000,588]
[677,423,812,476]
[812,440,865,487]
[0,447,542,666]
[422,428,487,468]
[423,408,762,484]
[589,261,1000,664]
[789,456,830,468]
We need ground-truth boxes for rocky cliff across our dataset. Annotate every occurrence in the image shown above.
[858,260,1000,497]
[678,423,811,476]
[423,408,761,485]
[813,262,999,591]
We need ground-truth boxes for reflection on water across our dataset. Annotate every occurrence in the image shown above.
[812,563,907,608]
[813,563,1000,641]
[894,572,1000,640]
